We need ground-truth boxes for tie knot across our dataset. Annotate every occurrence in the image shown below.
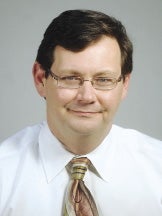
[71,157,90,180]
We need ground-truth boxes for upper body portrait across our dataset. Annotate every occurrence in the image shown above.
[0,9,162,216]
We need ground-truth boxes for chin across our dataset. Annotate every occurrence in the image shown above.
[69,123,102,136]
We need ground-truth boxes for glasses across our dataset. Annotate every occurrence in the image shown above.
[48,69,123,91]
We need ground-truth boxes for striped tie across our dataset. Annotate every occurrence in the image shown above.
[64,157,99,216]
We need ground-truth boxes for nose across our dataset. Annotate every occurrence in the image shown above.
[75,80,97,104]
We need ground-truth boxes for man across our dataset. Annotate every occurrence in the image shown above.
[0,9,162,216]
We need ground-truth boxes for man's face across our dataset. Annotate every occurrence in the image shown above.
[36,36,130,139]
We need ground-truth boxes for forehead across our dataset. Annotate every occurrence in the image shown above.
[52,36,121,75]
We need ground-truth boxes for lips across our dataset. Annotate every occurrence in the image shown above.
[67,108,103,114]
[69,110,99,118]
[66,104,104,115]
[72,110,99,114]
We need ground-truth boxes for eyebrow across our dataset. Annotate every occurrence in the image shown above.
[59,70,81,76]
[58,69,119,77]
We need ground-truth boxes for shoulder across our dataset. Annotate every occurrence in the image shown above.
[112,124,162,143]
[110,125,162,176]
[0,122,44,159]
[112,125,162,157]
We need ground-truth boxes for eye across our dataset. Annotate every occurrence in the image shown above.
[61,76,80,81]
[95,77,113,85]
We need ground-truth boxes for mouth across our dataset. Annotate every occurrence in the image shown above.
[67,109,102,117]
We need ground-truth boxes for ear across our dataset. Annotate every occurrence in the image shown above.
[32,62,46,97]
[121,73,131,100]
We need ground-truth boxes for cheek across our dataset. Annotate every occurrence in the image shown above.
[47,88,77,107]
[100,88,123,111]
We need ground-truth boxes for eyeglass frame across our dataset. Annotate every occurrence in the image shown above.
[46,69,123,91]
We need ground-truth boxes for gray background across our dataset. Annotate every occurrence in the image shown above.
[0,0,162,142]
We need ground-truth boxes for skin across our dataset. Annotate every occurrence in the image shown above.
[33,36,130,155]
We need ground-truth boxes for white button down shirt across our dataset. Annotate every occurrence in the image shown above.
[0,122,162,216]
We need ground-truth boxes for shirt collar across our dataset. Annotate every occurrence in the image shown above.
[85,127,117,182]
[39,122,74,183]
[39,122,118,183]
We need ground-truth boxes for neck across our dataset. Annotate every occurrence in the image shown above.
[48,123,112,155]
[62,135,106,155]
